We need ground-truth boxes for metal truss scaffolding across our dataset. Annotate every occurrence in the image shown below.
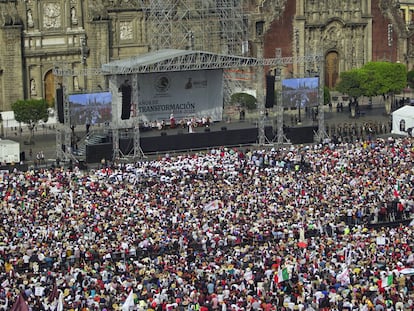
[259,53,324,146]
[100,50,258,74]
[53,50,324,161]
[55,82,72,162]
[102,50,324,148]
[53,65,104,162]
[146,0,246,56]
[314,55,329,143]
[100,51,325,75]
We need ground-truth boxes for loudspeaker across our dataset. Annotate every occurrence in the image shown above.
[56,87,64,123]
[265,75,275,108]
[119,80,132,120]
[265,126,274,141]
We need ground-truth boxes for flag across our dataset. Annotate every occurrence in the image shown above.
[48,283,58,303]
[380,273,394,289]
[10,293,29,311]
[69,189,74,208]
[275,267,291,284]
[56,291,64,311]
[122,290,135,311]
[393,182,400,198]
[336,268,350,286]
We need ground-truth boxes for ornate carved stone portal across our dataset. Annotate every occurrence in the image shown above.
[299,0,370,87]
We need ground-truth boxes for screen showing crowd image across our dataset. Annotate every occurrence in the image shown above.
[281,77,319,108]
[69,92,112,125]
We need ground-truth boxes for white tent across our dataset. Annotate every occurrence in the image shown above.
[391,105,414,136]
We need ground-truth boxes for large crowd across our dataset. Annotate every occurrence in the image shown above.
[1,136,414,311]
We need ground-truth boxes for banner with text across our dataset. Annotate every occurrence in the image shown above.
[137,70,223,123]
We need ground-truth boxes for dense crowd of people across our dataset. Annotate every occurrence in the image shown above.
[1,136,414,310]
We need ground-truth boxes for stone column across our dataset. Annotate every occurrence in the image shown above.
[0,25,24,110]
[86,20,110,90]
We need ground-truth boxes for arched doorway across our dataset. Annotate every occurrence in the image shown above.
[325,51,339,89]
[44,70,55,105]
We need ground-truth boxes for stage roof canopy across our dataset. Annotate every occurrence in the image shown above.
[101,49,257,75]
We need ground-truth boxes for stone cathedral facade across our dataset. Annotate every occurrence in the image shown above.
[0,0,412,112]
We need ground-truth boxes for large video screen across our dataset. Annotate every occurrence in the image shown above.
[281,77,319,108]
[69,92,112,125]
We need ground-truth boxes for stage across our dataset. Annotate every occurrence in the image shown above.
[85,120,318,163]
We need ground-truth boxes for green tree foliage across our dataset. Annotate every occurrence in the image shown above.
[335,69,365,99]
[363,61,406,95]
[230,92,257,110]
[11,99,48,143]
[407,70,414,88]
[336,62,406,99]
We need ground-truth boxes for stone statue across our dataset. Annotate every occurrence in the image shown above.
[27,9,34,28]
[71,7,78,25]
[30,79,37,96]
[73,76,79,91]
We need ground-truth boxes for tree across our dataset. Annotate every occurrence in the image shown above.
[363,61,406,114]
[336,62,406,114]
[335,69,366,100]
[363,61,406,95]
[407,70,414,88]
[11,99,49,144]
[230,92,257,110]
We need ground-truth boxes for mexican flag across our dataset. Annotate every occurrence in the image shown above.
[393,182,400,198]
[274,267,291,284]
[380,273,394,289]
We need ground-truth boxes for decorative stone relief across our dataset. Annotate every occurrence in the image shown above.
[257,0,287,33]
[323,23,341,49]
[88,0,109,21]
[106,0,140,8]
[0,2,22,26]
[120,21,133,40]
[43,3,61,29]
[305,0,364,21]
